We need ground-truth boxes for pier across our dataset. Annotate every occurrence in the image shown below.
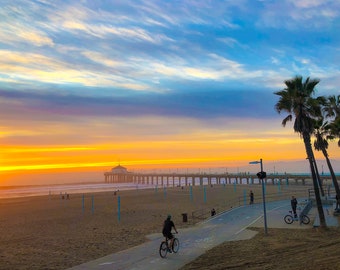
[104,166,336,187]
[129,173,334,187]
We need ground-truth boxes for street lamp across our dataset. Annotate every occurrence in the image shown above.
[249,158,268,235]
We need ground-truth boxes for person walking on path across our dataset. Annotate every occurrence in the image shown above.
[291,196,298,218]
[249,190,254,205]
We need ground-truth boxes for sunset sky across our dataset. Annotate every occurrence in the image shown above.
[1,0,340,185]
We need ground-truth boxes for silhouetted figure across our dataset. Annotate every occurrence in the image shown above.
[335,194,340,210]
[162,215,178,252]
[249,190,254,205]
[291,196,298,218]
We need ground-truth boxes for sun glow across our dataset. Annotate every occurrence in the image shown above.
[0,135,316,173]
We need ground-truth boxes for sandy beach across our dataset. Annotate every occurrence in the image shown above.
[0,183,335,270]
[180,226,340,270]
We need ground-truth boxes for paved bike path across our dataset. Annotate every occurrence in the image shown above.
[67,200,303,270]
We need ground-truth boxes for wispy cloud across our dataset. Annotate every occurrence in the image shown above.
[0,4,54,46]
[258,0,340,28]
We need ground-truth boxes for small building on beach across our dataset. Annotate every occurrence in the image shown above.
[104,165,133,183]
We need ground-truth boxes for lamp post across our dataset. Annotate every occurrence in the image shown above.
[249,158,268,235]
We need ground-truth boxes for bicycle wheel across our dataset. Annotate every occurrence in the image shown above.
[301,215,310,224]
[159,241,168,258]
[284,215,293,224]
[172,238,179,253]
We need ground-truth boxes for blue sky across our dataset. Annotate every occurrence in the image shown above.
[1,0,340,184]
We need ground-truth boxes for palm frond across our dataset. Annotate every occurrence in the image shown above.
[282,115,292,127]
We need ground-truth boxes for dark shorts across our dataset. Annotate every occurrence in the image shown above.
[163,232,173,239]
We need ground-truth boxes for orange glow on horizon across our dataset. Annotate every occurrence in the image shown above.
[2,137,339,173]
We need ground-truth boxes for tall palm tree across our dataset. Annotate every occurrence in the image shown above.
[274,76,326,228]
[313,116,340,200]
[317,95,340,202]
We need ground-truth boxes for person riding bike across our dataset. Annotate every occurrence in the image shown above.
[291,196,298,218]
[162,215,178,252]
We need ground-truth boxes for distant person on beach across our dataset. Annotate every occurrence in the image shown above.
[291,196,298,218]
[249,190,254,205]
[162,215,178,252]
[211,208,216,216]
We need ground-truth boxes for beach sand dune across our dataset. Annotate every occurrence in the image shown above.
[0,184,333,270]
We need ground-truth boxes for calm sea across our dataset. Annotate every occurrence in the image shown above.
[0,183,151,199]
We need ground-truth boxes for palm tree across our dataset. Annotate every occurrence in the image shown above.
[324,95,340,147]
[313,116,340,200]
[330,116,340,147]
[324,95,340,117]
[274,76,326,228]
[315,95,340,202]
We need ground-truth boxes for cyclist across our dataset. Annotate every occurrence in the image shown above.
[291,196,298,218]
[162,214,178,252]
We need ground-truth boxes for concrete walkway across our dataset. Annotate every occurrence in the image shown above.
[313,203,339,227]
[67,199,333,270]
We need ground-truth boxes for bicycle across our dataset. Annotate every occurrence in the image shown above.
[159,234,179,258]
[284,210,310,224]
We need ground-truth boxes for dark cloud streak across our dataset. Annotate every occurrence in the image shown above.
[0,87,277,120]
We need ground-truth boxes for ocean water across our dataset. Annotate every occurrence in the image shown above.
[0,176,257,199]
[0,183,151,199]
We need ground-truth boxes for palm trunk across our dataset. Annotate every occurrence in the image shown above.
[322,148,340,199]
[311,133,325,196]
[303,132,326,227]
[312,155,325,197]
